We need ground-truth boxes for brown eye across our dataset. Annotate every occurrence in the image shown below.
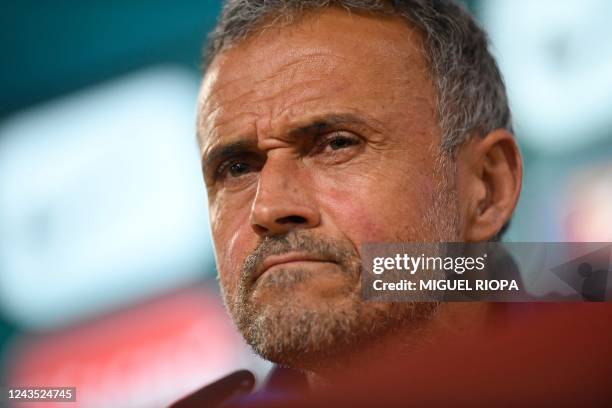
[318,132,361,154]
[228,162,251,177]
[310,132,363,166]
[207,149,264,190]
[215,160,255,182]
[328,136,357,150]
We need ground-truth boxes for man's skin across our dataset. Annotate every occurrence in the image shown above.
[197,7,522,384]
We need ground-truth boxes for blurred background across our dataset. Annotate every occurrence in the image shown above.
[1,0,611,406]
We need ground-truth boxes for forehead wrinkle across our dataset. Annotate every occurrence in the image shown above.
[197,81,259,145]
[200,66,255,103]
[198,112,258,155]
[199,10,431,150]
[198,76,258,135]
[206,79,343,145]
[212,87,257,112]
[205,46,353,110]
[199,80,256,122]
[256,51,351,83]
[199,67,335,142]
[198,103,258,146]
[258,77,336,112]
[266,99,340,138]
[209,111,259,134]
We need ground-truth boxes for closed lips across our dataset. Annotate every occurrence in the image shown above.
[255,253,334,280]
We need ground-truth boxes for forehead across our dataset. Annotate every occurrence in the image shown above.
[197,7,434,144]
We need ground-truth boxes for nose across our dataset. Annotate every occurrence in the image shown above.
[250,159,320,236]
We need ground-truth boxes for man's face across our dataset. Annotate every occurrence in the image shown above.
[198,9,459,368]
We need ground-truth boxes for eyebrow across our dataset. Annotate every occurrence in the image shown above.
[201,139,257,175]
[201,112,383,173]
[288,113,382,138]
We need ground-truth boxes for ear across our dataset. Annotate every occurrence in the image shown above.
[456,129,523,241]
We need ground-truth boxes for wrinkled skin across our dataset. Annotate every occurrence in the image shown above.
[197,8,521,374]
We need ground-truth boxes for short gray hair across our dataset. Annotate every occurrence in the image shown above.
[203,0,513,154]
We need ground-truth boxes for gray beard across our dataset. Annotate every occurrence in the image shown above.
[231,275,440,371]
[221,157,460,371]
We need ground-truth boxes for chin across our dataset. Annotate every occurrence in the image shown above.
[236,292,434,372]
[251,266,358,303]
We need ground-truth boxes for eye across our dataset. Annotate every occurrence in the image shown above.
[309,131,363,166]
[207,150,264,190]
[228,161,251,177]
[328,136,357,150]
[316,132,361,154]
[216,160,254,180]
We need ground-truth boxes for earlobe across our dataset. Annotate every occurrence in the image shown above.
[460,129,523,242]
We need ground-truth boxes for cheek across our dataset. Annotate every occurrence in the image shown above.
[211,199,255,294]
[319,172,437,245]
[322,185,397,245]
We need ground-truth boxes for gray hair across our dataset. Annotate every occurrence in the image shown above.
[203,0,513,154]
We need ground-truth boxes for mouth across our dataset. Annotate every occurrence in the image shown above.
[254,252,336,281]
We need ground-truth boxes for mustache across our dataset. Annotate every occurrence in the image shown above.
[241,231,360,285]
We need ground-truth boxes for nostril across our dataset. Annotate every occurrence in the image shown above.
[276,215,307,225]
